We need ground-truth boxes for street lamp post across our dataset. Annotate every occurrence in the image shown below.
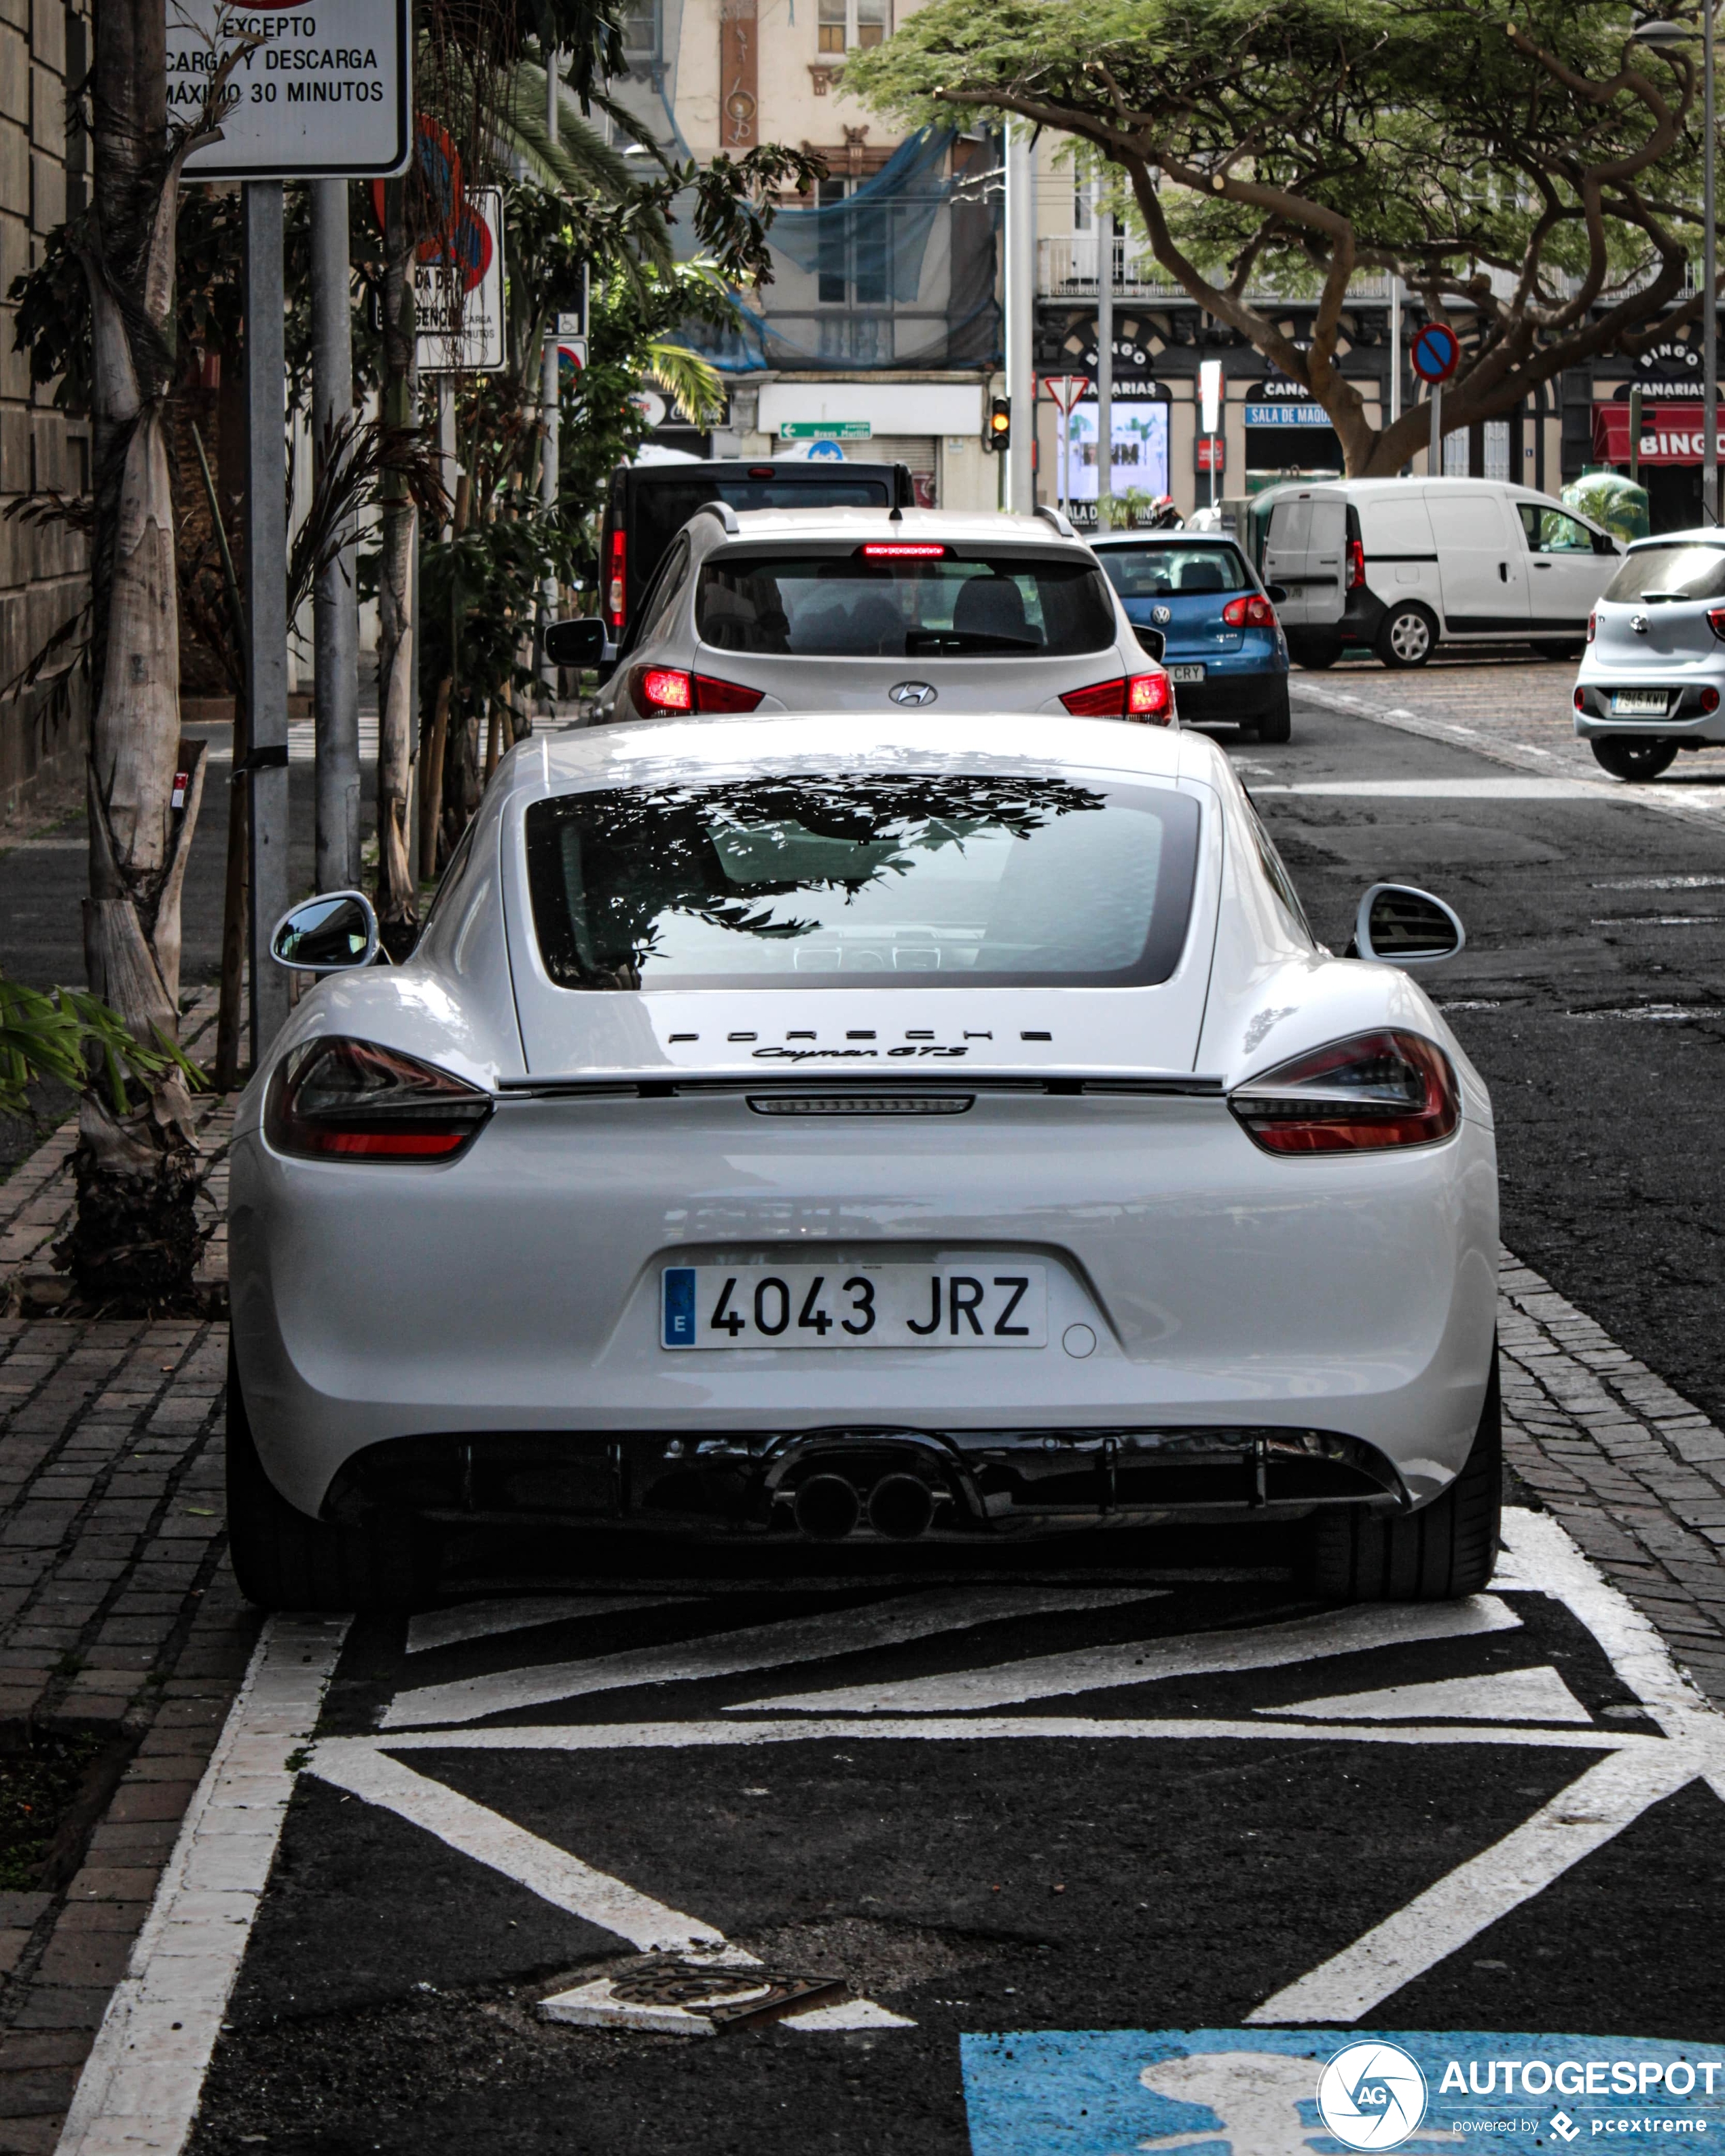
[1634,11,1718,522]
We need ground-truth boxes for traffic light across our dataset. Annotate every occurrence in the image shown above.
[987,395,1011,453]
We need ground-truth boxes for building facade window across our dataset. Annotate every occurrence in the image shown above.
[818,0,888,54]
[817,176,890,305]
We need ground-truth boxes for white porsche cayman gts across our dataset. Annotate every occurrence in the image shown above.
[228,714,1499,1610]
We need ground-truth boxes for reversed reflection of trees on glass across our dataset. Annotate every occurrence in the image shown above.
[525,773,1201,991]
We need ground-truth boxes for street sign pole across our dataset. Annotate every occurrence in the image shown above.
[244,182,290,1063]
[1097,208,1113,532]
[1430,381,1442,477]
[539,50,561,712]
[310,178,359,891]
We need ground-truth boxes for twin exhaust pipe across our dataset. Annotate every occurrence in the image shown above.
[793,1470,937,1541]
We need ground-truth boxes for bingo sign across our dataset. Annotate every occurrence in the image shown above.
[416,187,506,373]
[1411,322,1461,386]
[167,0,412,180]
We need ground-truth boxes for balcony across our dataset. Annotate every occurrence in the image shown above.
[1036,236,1395,304]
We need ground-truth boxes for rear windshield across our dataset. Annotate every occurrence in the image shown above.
[524,774,1201,991]
[695,551,1117,658]
[1603,543,1725,604]
[1096,545,1250,598]
[632,479,890,585]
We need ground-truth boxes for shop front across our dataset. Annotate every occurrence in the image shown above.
[1243,379,1345,490]
[1591,375,1720,532]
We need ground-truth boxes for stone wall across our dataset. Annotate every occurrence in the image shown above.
[0,0,89,828]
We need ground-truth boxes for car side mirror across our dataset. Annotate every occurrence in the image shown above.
[544,617,606,667]
[1265,583,1289,604]
[1351,883,1466,966]
[270,890,380,973]
[1135,626,1166,662]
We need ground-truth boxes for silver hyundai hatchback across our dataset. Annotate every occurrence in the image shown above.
[583,507,1177,727]
[1574,528,1725,780]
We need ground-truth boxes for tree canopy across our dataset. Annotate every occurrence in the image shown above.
[847,0,1715,474]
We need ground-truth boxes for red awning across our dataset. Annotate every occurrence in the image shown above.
[1593,402,1724,466]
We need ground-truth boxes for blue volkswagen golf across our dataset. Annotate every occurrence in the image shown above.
[1091,533,1292,742]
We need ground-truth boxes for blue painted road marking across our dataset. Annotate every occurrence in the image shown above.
[960,2029,1725,2155]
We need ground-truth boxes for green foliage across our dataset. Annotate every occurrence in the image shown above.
[420,511,581,727]
[0,977,208,1125]
[848,0,1701,294]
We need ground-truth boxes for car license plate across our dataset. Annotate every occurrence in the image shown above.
[661,1264,1047,1349]
[1167,663,1207,684]
[1610,689,1669,716]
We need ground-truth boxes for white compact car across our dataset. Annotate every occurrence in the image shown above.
[574,507,1177,726]
[230,714,1500,1611]
[1573,528,1725,780]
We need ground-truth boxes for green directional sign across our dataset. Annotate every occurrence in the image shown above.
[779,421,872,439]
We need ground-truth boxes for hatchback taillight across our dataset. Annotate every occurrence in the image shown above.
[606,529,626,630]
[1587,610,1598,644]
[1222,593,1278,629]
[266,1038,492,1162]
[1063,671,1173,723]
[1707,606,1725,642]
[630,666,763,715]
[1229,1030,1459,1155]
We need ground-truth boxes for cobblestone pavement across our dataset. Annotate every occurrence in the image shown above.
[1292,655,1725,822]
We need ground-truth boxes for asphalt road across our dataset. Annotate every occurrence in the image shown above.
[128,672,1725,2156]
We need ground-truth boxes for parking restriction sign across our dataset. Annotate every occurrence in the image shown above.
[168,0,412,180]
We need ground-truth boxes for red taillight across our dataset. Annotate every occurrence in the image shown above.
[1062,673,1174,722]
[1061,677,1127,717]
[1127,670,1173,722]
[1574,687,1586,712]
[1230,1030,1459,1155]
[1222,593,1278,629]
[265,1038,492,1163]
[631,667,762,715]
[693,673,765,713]
[1345,538,1366,591]
[606,529,627,630]
[632,665,694,713]
[1704,686,1722,714]
[860,543,947,558]
[1588,610,1598,644]
[1707,606,1725,642]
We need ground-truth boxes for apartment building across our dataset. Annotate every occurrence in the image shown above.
[0,0,88,822]
[609,0,1002,509]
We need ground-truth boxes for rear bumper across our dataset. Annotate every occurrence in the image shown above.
[1174,669,1288,726]
[230,1092,1499,1522]
[1574,674,1725,742]
[322,1421,1407,1543]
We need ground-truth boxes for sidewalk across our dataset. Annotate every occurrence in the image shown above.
[0,1100,1720,2147]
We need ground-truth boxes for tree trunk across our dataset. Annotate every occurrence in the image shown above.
[62,0,210,1308]
[376,177,419,959]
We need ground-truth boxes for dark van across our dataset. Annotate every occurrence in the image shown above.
[599,457,914,648]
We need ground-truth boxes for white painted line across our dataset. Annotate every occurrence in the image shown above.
[56,1615,350,2156]
[1498,1508,1715,1736]
[380,1586,1166,1729]
[405,1595,691,1656]
[308,1739,732,1956]
[1246,1509,1725,2026]
[782,1998,917,2031]
[1248,1740,1699,2026]
[1257,1666,1591,1725]
[1253,778,1605,800]
[729,1595,1521,1716]
[358,1715,1641,1756]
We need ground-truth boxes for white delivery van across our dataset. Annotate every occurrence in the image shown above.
[1252,477,1623,670]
